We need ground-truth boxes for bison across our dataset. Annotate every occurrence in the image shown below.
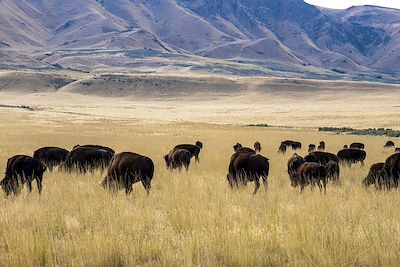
[33,146,69,171]
[164,148,191,171]
[337,149,366,167]
[308,144,316,153]
[291,142,302,150]
[325,160,340,183]
[362,163,385,189]
[305,151,339,165]
[227,151,269,195]
[62,146,114,173]
[254,142,262,153]
[102,152,154,195]
[318,141,325,151]
[287,153,305,187]
[384,141,395,148]
[1,155,47,196]
[278,142,287,154]
[350,142,365,150]
[298,162,327,193]
[380,153,400,190]
[343,145,348,149]
[174,142,202,162]
[73,144,115,155]
[233,143,256,154]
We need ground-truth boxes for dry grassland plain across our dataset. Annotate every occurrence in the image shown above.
[0,72,400,266]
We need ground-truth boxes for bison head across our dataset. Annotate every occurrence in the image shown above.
[196,141,203,149]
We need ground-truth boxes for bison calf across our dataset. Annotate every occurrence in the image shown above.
[102,152,154,195]
[1,155,47,196]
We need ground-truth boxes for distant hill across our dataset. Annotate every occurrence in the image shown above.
[0,0,399,81]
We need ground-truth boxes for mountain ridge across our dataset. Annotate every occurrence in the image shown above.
[0,0,399,81]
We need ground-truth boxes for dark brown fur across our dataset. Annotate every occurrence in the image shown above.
[304,151,339,165]
[298,162,327,193]
[33,147,69,171]
[1,155,47,196]
[254,142,261,153]
[362,163,385,189]
[384,141,395,148]
[102,152,154,195]
[337,149,366,167]
[325,160,340,183]
[350,142,365,150]
[287,153,305,187]
[227,152,269,194]
[308,144,316,153]
[62,146,114,173]
[174,143,202,162]
[164,148,191,171]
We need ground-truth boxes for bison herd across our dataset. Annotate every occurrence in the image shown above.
[1,138,400,197]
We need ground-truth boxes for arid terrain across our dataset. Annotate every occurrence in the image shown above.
[0,70,399,266]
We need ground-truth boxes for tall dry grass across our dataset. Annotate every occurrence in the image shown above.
[0,111,399,266]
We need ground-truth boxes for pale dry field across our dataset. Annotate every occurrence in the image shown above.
[0,108,399,266]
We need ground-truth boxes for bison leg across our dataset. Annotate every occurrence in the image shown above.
[360,160,365,167]
[36,178,43,194]
[195,155,199,163]
[27,181,33,193]
[141,179,151,195]
[253,178,260,195]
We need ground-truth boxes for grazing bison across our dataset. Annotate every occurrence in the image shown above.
[380,153,400,189]
[350,142,365,150]
[282,140,294,146]
[305,151,339,165]
[384,141,395,148]
[73,145,115,155]
[325,160,340,183]
[174,142,202,162]
[395,148,400,153]
[233,143,256,154]
[62,146,114,173]
[298,162,327,193]
[287,153,305,187]
[278,142,287,154]
[254,142,261,153]
[337,149,366,167]
[164,148,191,171]
[227,151,269,195]
[362,163,385,189]
[102,152,154,195]
[318,141,325,151]
[308,144,316,153]
[291,142,302,150]
[1,155,47,196]
[33,146,69,171]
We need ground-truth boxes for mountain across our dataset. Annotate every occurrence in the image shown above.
[0,0,399,81]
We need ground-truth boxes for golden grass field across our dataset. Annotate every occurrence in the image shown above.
[0,108,399,266]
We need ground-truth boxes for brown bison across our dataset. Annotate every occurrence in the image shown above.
[164,148,191,171]
[362,163,385,189]
[278,142,287,154]
[304,151,339,165]
[380,153,400,189]
[325,160,340,183]
[233,143,256,154]
[318,141,325,151]
[254,142,261,153]
[1,155,47,196]
[282,140,294,146]
[33,147,69,171]
[350,142,365,150]
[287,153,305,187]
[384,141,395,148]
[337,149,366,167]
[174,142,202,162]
[102,152,154,195]
[62,146,114,173]
[308,144,316,153]
[298,162,327,193]
[291,142,302,150]
[227,151,269,195]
